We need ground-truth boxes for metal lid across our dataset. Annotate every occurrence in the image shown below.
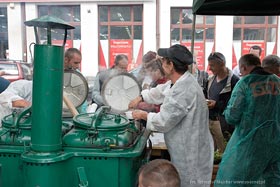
[73,106,130,130]
[24,15,75,30]
[63,106,144,149]
[101,73,141,114]
[63,70,88,116]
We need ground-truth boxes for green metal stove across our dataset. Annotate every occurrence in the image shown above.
[0,15,149,187]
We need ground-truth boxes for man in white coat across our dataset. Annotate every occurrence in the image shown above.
[0,80,32,125]
[129,44,214,187]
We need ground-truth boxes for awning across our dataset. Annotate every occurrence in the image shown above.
[192,0,280,16]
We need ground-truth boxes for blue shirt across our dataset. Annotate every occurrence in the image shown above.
[0,77,10,93]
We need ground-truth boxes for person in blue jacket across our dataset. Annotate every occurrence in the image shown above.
[0,76,10,93]
[215,54,280,186]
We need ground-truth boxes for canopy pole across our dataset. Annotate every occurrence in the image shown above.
[191,14,196,55]
[190,14,197,73]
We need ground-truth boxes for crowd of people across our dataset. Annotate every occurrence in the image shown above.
[128,44,279,186]
[0,43,279,186]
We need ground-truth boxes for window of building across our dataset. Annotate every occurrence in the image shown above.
[171,8,215,71]
[233,16,278,61]
[98,5,143,70]
[38,5,81,48]
[0,7,8,59]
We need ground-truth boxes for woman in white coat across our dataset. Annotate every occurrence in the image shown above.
[129,44,214,187]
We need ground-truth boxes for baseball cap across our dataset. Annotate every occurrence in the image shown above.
[158,44,193,65]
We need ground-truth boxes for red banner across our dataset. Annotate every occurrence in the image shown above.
[182,42,205,71]
[242,41,265,60]
[98,41,107,71]
[109,40,132,68]
[232,45,238,69]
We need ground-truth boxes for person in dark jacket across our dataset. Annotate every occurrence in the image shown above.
[206,52,239,152]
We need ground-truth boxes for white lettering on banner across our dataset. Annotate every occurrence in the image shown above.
[110,45,131,48]
[112,41,129,45]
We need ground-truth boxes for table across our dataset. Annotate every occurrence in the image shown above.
[148,132,169,159]
[151,142,167,157]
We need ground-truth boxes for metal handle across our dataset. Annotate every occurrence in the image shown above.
[90,106,111,128]
[143,139,152,164]
[77,167,89,187]
[13,106,32,128]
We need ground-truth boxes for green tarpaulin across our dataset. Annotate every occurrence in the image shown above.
[192,0,280,15]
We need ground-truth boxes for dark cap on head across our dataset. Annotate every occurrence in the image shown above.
[158,44,193,65]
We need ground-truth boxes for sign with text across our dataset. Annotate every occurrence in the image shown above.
[182,42,205,71]
[109,39,132,68]
[242,41,265,60]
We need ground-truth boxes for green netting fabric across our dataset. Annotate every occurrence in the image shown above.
[215,73,280,186]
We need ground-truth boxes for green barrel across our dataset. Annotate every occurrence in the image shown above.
[22,154,68,187]
[31,44,64,152]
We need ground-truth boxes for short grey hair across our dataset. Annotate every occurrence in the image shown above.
[262,55,280,68]
[239,54,261,67]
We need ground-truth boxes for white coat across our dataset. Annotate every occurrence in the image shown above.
[0,80,32,125]
[142,71,214,187]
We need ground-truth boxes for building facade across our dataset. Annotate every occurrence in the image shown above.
[0,0,279,76]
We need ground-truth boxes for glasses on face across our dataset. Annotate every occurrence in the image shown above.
[209,52,224,62]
